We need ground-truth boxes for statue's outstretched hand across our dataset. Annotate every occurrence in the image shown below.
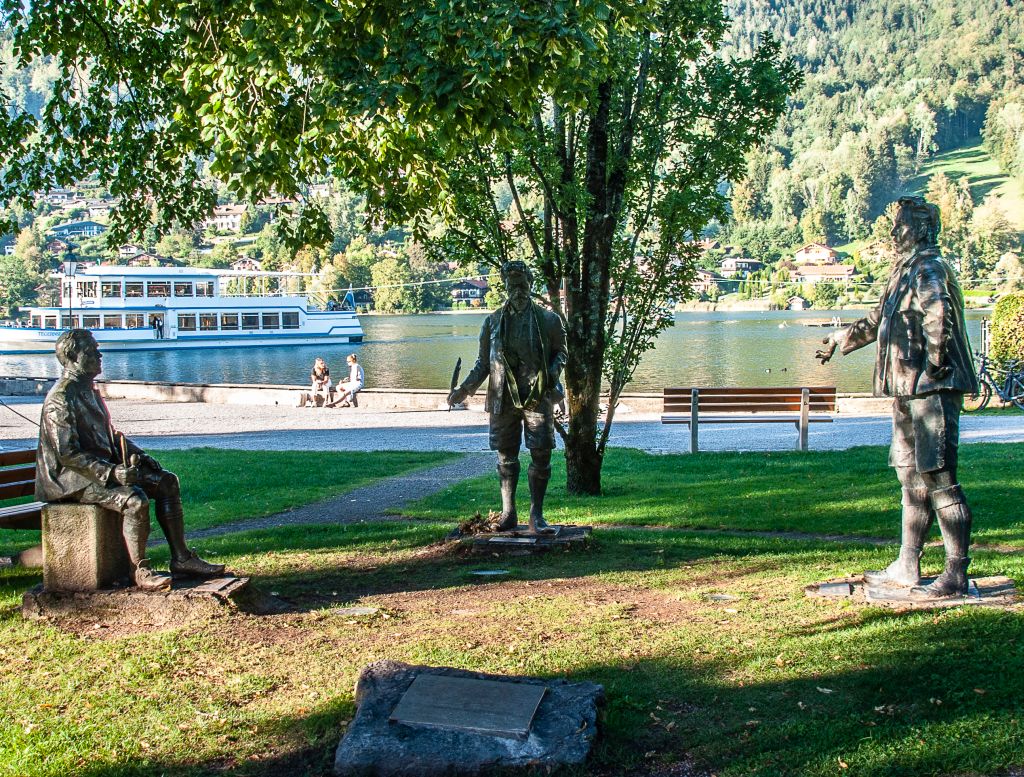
[113,464,141,486]
[139,453,162,472]
[815,335,838,365]
[447,387,468,407]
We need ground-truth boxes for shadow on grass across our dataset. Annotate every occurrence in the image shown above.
[64,608,1024,777]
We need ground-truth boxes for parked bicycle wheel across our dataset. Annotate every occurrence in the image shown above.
[962,380,991,412]
[1010,375,1024,411]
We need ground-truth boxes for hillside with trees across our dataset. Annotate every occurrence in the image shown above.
[721,0,1024,287]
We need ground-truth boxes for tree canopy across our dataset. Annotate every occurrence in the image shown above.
[0,0,611,242]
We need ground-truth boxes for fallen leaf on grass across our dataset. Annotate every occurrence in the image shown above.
[838,757,849,769]
[817,687,834,694]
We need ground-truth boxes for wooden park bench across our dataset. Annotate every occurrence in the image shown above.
[661,386,837,453]
[0,448,42,531]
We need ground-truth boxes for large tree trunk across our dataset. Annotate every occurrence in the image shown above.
[561,79,614,496]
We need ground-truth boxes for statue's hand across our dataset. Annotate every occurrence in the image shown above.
[113,464,141,486]
[139,453,162,472]
[926,358,952,380]
[815,335,838,365]
[447,387,468,407]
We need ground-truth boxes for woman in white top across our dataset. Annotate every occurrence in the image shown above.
[331,353,364,407]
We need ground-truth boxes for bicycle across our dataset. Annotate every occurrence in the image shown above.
[962,353,1024,412]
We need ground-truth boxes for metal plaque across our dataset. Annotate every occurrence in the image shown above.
[390,674,546,739]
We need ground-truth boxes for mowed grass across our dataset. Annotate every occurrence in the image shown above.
[1,521,1022,777]
[402,444,1024,547]
[0,446,1022,776]
[0,448,457,554]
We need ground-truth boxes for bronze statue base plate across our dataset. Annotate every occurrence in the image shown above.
[452,524,592,553]
[21,576,284,625]
[805,575,1019,609]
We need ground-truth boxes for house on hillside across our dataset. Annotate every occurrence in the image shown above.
[42,188,79,206]
[205,204,248,233]
[46,238,77,256]
[787,295,809,311]
[451,278,489,305]
[125,252,182,267]
[231,257,263,272]
[49,220,107,238]
[857,239,892,264]
[0,234,15,256]
[793,264,855,285]
[692,268,721,295]
[793,243,839,265]
[87,201,115,220]
[119,243,147,259]
[719,256,764,278]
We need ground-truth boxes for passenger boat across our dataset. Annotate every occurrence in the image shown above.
[0,265,363,353]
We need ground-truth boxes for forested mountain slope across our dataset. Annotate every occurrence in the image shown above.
[722,0,1024,279]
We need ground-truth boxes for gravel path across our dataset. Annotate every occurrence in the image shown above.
[163,452,494,543]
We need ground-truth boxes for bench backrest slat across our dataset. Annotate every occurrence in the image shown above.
[0,480,35,500]
[0,449,36,467]
[0,464,35,486]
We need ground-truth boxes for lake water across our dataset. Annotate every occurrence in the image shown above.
[0,310,987,394]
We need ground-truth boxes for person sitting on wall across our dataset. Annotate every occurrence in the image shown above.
[298,357,333,407]
[329,353,364,408]
[36,329,225,591]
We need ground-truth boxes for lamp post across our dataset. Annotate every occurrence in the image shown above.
[62,259,77,330]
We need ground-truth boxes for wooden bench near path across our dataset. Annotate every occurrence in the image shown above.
[0,448,42,531]
[661,386,838,453]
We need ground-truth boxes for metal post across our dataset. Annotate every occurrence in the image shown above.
[799,388,810,451]
[690,388,699,454]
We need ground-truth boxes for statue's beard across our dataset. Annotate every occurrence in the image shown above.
[508,289,530,310]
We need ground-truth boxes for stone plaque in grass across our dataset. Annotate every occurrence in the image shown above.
[334,660,604,777]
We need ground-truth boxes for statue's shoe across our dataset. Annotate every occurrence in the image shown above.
[528,515,558,535]
[170,550,226,578]
[134,561,172,591]
[863,548,921,587]
[488,512,518,533]
[909,557,970,599]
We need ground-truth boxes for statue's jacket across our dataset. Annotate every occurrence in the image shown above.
[835,248,977,398]
[461,302,567,414]
[35,374,142,501]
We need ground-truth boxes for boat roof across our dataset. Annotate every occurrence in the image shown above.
[66,266,310,278]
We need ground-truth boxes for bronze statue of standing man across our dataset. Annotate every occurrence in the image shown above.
[816,196,978,598]
[448,261,567,534]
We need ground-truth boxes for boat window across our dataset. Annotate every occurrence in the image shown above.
[76,281,98,298]
[125,282,144,298]
[261,313,280,330]
[101,281,122,298]
[103,315,122,329]
[282,312,300,329]
[147,281,170,297]
[45,316,59,329]
[81,315,99,329]
[174,282,194,297]
[196,281,215,297]
[31,316,41,328]
[125,313,146,328]
[61,315,79,329]
[178,314,197,332]
[220,313,239,330]
[200,313,218,331]
[241,313,259,330]
[62,282,73,299]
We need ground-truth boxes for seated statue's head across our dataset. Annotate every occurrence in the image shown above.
[56,329,102,377]
[892,195,941,255]
[501,260,533,311]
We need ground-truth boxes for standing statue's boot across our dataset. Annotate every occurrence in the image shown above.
[492,461,520,532]
[911,485,972,598]
[122,508,171,590]
[864,487,931,587]
[157,497,225,577]
[527,462,556,535]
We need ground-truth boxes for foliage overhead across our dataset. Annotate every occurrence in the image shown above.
[0,0,612,244]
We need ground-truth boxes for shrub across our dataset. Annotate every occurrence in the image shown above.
[989,292,1024,368]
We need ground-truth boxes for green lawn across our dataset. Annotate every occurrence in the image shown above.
[1,446,1022,777]
[401,444,1024,547]
[0,448,457,554]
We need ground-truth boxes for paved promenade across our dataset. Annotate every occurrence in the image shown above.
[2,396,1023,453]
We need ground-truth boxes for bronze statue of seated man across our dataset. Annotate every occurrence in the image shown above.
[35,330,224,591]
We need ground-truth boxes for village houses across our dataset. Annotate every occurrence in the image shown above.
[792,242,839,265]
[205,204,248,233]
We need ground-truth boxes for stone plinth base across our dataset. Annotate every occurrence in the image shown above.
[450,524,592,554]
[334,660,603,777]
[42,503,131,591]
[20,576,278,625]
[805,575,1018,609]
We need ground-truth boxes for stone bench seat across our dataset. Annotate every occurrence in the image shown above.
[42,503,131,592]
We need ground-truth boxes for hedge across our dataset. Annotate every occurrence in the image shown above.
[989,292,1024,368]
